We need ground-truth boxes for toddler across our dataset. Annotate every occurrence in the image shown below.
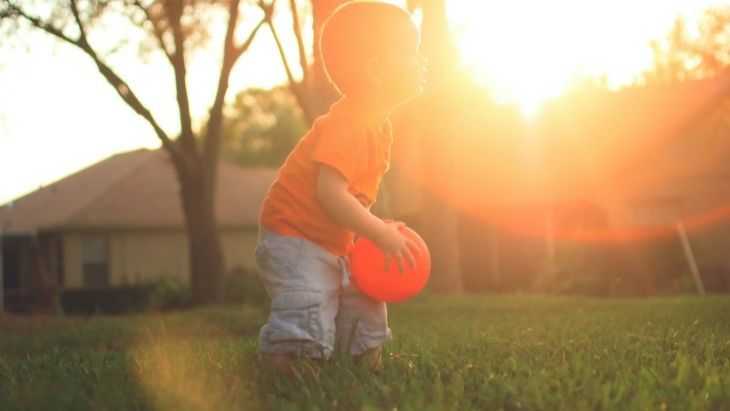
[255,0,427,375]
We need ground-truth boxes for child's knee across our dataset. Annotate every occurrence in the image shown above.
[259,287,336,358]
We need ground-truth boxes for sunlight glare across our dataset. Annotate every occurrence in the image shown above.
[447,0,722,117]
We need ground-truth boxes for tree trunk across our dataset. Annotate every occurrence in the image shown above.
[411,0,463,294]
[305,0,344,121]
[420,187,463,294]
[177,163,225,304]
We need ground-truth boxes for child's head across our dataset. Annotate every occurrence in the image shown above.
[320,1,427,103]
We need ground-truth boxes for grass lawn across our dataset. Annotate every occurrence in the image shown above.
[1,294,729,410]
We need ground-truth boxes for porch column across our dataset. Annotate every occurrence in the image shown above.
[546,206,556,263]
[489,225,500,286]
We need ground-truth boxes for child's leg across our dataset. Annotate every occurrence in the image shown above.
[335,280,391,372]
[255,228,342,368]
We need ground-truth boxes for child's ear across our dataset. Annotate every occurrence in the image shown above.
[364,57,383,87]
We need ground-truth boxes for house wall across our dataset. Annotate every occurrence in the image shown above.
[62,229,258,288]
[221,230,259,271]
[110,232,187,285]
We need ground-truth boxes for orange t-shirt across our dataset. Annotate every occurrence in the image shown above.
[259,97,393,256]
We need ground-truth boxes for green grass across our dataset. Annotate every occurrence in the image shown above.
[1,294,729,410]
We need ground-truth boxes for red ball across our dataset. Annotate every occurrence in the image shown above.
[349,227,431,302]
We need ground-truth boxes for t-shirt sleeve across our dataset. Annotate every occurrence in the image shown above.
[311,119,369,183]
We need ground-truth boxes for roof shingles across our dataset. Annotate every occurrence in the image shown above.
[0,149,275,233]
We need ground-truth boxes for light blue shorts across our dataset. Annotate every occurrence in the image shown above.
[254,226,392,359]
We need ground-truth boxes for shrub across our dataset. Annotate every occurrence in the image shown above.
[145,276,192,310]
[59,269,268,315]
[224,266,269,305]
[60,286,151,315]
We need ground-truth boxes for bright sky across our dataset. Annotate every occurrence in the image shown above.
[0,0,725,205]
[448,0,727,116]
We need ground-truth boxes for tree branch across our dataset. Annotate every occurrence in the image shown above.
[69,0,87,43]
[267,14,309,113]
[8,2,190,169]
[202,0,241,172]
[231,9,268,62]
[165,0,196,157]
[0,4,15,20]
[289,0,309,81]
[268,18,297,87]
[131,0,174,64]
[202,0,270,169]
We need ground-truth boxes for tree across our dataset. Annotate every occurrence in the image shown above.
[400,0,464,294]
[0,0,274,304]
[269,0,343,124]
[645,6,730,83]
[221,86,307,166]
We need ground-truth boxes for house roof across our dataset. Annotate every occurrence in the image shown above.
[0,149,276,233]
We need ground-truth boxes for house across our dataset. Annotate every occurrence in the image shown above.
[0,149,276,310]
[6,71,727,307]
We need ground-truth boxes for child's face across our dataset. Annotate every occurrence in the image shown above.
[374,24,427,105]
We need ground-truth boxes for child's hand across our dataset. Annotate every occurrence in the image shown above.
[373,221,419,273]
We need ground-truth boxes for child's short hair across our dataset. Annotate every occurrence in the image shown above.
[320,1,417,96]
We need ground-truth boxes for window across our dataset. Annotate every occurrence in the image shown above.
[82,235,109,287]
[2,240,21,289]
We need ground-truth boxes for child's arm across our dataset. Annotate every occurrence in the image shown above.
[316,165,417,272]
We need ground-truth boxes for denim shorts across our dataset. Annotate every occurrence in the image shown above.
[254,226,392,359]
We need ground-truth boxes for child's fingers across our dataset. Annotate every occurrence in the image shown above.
[383,252,393,272]
[395,253,405,274]
[406,239,420,258]
[383,243,416,273]
[403,247,416,270]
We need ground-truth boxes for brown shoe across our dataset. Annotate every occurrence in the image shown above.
[261,353,294,376]
[356,346,382,374]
